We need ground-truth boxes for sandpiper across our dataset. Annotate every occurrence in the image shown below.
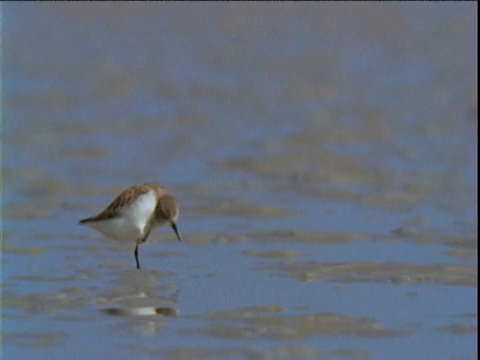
[79,182,181,269]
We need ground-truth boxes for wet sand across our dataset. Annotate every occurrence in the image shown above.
[2,2,477,359]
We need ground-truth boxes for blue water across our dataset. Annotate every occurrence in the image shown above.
[2,2,477,359]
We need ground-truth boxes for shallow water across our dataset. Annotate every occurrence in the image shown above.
[2,3,477,359]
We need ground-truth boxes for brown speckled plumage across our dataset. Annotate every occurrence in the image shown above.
[79,182,181,269]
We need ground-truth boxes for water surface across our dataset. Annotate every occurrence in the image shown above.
[2,3,477,359]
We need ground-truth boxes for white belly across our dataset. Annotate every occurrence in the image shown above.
[85,190,158,243]
[85,217,144,243]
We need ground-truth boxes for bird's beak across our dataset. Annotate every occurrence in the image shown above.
[170,222,181,242]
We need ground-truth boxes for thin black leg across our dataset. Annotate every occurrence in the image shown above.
[134,243,140,270]
[134,230,151,270]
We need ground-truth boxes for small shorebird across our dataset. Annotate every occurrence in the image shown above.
[79,182,181,269]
